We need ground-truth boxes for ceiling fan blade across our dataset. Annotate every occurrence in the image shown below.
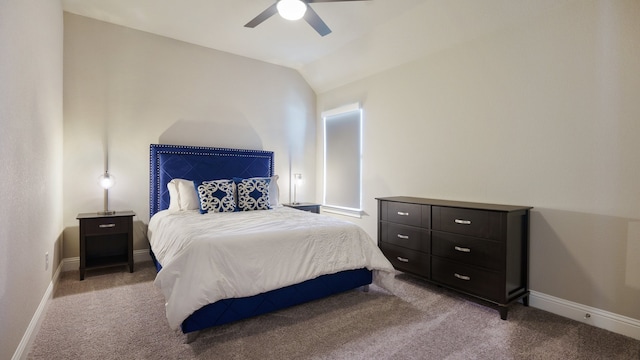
[307,0,370,3]
[304,5,332,36]
[244,3,278,28]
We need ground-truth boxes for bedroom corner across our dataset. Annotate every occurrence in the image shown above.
[61,12,316,262]
[1,1,64,359]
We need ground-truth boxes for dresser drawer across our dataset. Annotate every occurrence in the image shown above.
[380,242,430,278]
[432,257,503,302]
[380,222,430,253]
[432,206,500,239]
[82,217,130,236]
[383,201,429,228]
[432,232,503,271]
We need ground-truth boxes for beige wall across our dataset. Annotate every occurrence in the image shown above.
[0,1,64,359]
[3,1,634,357]
[63,13,317,257]
[317,0,640,320]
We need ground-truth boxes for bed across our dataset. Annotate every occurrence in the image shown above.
[148,144,394,338]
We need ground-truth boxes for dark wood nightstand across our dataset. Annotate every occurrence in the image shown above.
[283,203,321,214]
[77,211,135,280]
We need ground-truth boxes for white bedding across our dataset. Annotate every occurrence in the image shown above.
[148,206,395,330]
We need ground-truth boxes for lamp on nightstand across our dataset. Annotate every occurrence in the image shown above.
[293,173,302,205]
[98,171,116,215]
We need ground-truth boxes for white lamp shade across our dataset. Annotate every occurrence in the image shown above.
[277,0,307,21]
[98,172,115,189]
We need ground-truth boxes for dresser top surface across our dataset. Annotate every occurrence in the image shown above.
[376,196,532,212]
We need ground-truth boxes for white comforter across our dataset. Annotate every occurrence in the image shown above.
[148,206,394,330]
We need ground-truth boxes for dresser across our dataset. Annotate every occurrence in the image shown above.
[377,196,531,319]
[77,211,135,280]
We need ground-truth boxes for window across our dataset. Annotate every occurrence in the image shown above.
[322,103,362,217]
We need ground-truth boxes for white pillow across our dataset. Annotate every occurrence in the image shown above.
[268,175,280,208]
[167,180,180,211]
[177,179,200,210]
[166,179,200,211]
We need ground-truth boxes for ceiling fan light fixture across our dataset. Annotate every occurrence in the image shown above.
[277,0,307,21]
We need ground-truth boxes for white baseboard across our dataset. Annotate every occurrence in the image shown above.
[14,250,153,359]
[14,259,637,360]
[529,290,640,340]
[62,249,152,272]
[12,261,62,360]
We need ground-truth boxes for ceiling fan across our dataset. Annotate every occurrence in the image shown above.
[245,0,370,37]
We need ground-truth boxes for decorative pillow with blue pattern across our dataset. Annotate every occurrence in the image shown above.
[235,177,271,211]
[195,179,236,213]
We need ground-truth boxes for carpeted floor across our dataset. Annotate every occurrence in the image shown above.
[28,262,640,359]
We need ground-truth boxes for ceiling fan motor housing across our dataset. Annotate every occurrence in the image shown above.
[245,0,370,37]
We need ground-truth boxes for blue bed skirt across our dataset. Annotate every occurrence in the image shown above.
[150,249,372,333]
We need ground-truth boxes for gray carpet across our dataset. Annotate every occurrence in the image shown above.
[28,262,640,359]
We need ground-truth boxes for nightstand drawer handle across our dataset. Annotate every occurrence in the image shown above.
[397,234,409,239]
[397,211,409,216]
[397,257,409,263]
[454,246,471,253]
[99,223,116,228]
[454,273,471,281]
[454,219,472,225]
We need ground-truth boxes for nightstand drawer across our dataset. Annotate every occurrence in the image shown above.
[432,257,502,302]
[380,242,430,278]
[384,202,429,228]
[432,232,503,271]
[432,206,500,239]
[380,222,429,253]
[82,217,129,236]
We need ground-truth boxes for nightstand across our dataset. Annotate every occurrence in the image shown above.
[283,203,321,214]
[77,211,135,280]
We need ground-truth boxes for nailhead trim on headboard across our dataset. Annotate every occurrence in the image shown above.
[149,144,274,218]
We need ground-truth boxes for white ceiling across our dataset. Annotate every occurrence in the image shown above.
[61,0,571,93]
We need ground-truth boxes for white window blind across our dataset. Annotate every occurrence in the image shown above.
[322,103,362,216]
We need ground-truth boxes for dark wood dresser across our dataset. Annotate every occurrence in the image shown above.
[377,196,531,319]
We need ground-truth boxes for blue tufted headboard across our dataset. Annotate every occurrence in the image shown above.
[149,144,274,218]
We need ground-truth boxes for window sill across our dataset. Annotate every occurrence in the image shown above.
[321,206,363,219]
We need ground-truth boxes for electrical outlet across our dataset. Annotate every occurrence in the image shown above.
[45,252,49,270]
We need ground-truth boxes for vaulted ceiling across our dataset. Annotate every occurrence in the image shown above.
[62,0,571,93]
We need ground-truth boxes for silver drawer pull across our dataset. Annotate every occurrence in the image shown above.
[99,223,116,228]
[397,234,409,239]
[397,211,409,216]
[454,246,471,253]
[454,273,471,281]
[397,257,409,263]
[454,219,472,225]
